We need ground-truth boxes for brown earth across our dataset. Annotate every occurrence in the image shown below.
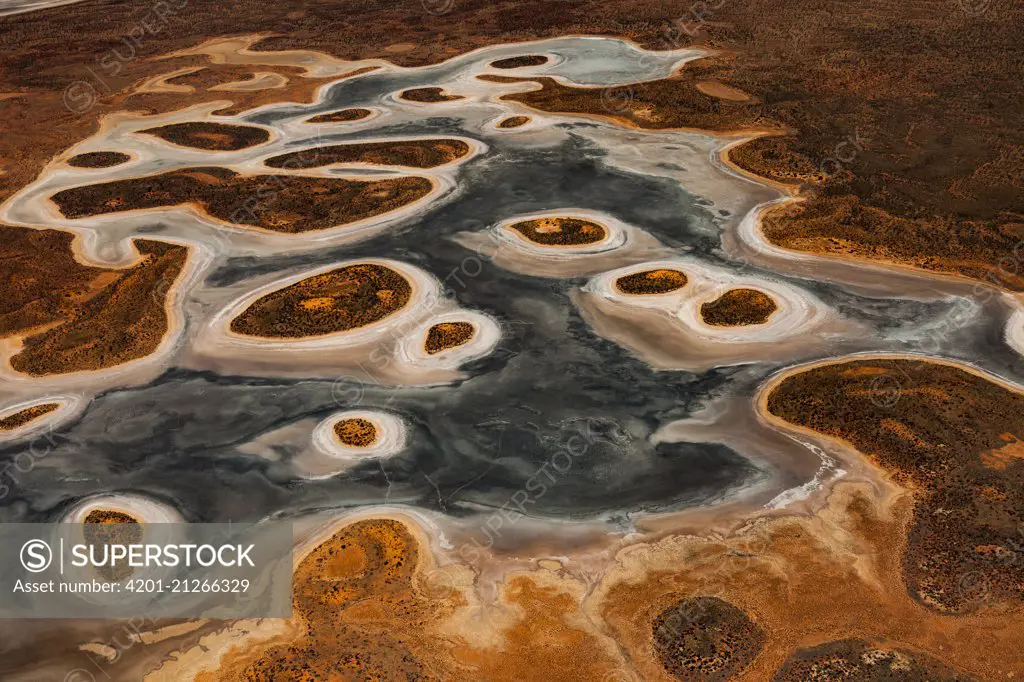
[759,195,1024,291]
[0,0,1020,292]
[66,151,131,168]
[0,402,59,430]
[508,216,606,246]
[207,518,459,680]
[84,509,139,524]
[50,167,434,234]
[2,3,1024,675]
[138,121,271,151]
[597,483,1021,680]
[615,268,688,295]
[0,0,1020,381]
[265,138,471,169]
[652,596,765,681]
[766,359,1024,614]
[497,115,530,129]
[127,59,356,118]
[772,638,974,681]
[333,417,379,447]
[229,263,412,338]
[305,107,372,124]
[478,65,767,133]
[700,288,778,326]
[400,86,463,103]
[0,228,130,342]
[191,517,634,681]
[2,235,188,376]
[490,55,548,69]
[160,475,1024,681]
[425,321,475,354]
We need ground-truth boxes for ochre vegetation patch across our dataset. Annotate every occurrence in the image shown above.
[84,509,139,525]
[3,236,188,376]
[615,269,688,295]
[767,359,1024,613]
[508,216,606,246]
[230,263,413,337]
[400,87,463,103]
[265,138,470,169]
[222,519,454,680]
[83,509,142,582]
[50,167,433,234]
[772,639,972,681]
[0,403,60,431]
[652,596,765,681]
[333,418,379,447]
[66,151,131,168]
[425,321,475,354]
[490,55,548,69]
[305,108,372,124]
[497,115,530,128]
[700,288,777,326]
[139,121,271,151]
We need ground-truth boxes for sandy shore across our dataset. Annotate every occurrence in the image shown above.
[577,257,858,371]
[0,394,84,443]
[0,236,211,396]
[308,409,409,473]
[188,257,497,384]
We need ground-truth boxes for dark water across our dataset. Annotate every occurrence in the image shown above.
[4,44,1022,527]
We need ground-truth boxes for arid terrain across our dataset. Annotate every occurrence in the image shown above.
[0,0,1021,680]
[399,86,464,103]
[65,150,131,168]
[49,167,434,234]
[264,138,471,169]
[0,401,59,430]
[139,121,271,151]
[0,0,1018,376]
[508,216,607,246]
[2,235,187,376]
[332,417,379,447]
[700,288,778,326]
[767,358,1024,614]
[228,263,413,337]
[0,0,1018,289]
[305,107,372,124]
[496,115,530,129]
[615,268,689,295]
[424,321,476,354]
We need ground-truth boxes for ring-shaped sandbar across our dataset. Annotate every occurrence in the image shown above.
[0,395,83,442]
[589,259,824,343]
[492,210,628,257]
[397,310,502,371]
[580,258,847,370]
[61,492,184,524]
[207,258,442,351]
[312,409,408,462]
[57,493,185,604]
[261,135,484,172]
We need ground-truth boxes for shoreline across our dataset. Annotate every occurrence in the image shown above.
[0,236,210,387]
[208,257,436,347]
